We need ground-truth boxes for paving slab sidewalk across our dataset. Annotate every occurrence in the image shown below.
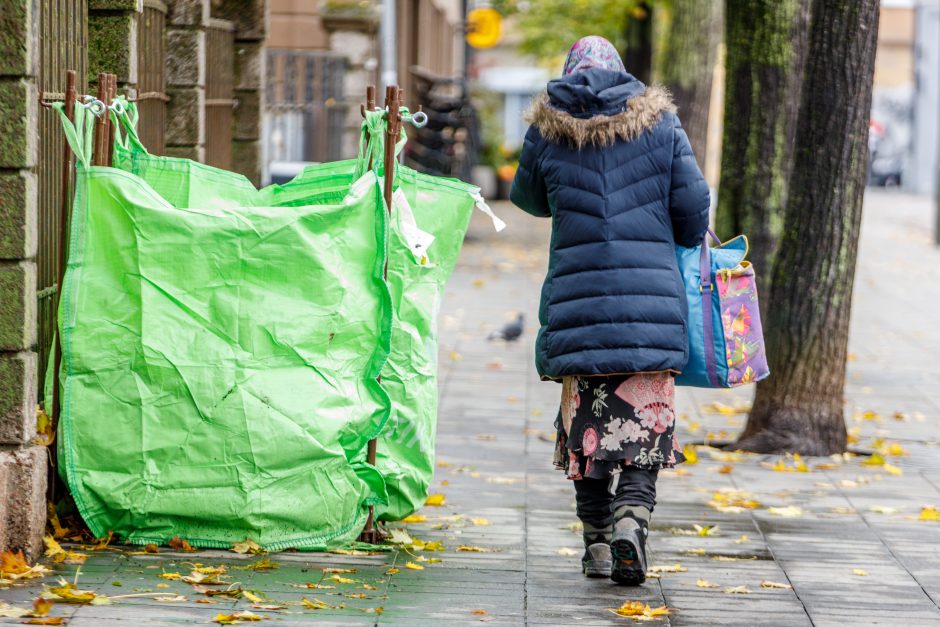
[2,190,940,626]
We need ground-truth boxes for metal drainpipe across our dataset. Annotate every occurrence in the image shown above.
[380,0,397,91]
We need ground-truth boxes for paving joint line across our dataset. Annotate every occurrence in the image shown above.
[823,467,940,613]
[728,471,815,627]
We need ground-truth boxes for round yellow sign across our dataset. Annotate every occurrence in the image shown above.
[466,7,502,49]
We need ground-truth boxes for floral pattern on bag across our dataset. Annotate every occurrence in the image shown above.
[716,263,769,386]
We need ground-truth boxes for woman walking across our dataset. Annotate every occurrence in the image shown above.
[510,36,709,585]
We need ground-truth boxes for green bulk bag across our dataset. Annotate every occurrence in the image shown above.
[53,101,392,550]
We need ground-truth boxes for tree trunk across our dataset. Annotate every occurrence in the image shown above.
[715,0,810,300]
[735,0,881,455]
[622,2,653,85]
[657,0,723,164]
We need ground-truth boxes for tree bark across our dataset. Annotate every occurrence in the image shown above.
[715,0,810,300]
[736,0,881,455]
[622,2,653,85]
[657,0,724,164]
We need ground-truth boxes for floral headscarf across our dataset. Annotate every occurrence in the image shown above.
[562,36,626,76]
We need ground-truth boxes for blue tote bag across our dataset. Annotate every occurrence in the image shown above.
[675,230,770,388]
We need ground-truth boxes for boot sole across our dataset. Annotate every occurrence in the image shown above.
[582,560,613,578]
[610,537,646,585]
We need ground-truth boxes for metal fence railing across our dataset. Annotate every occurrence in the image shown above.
[37,0,88,397]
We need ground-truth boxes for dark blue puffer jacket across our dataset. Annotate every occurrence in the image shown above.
[510,69,710,381]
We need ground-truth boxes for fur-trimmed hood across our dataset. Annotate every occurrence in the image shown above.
[526,69,676,149]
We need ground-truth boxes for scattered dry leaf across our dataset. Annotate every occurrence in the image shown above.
[760,580,792,589]
[696,579,719,588]
[168,536,197,553]
[918,506,940,521]
[401,514,426,524]
[557,548,578,556]
[767,506,803,518]
[404,562,424,570]
[232,539,264,555]
[610,601,672,620]
[853,569,868,576]
[647,564,687,573]
[213,611,266,624]
[424,494,446,507]
[724,585,751,594]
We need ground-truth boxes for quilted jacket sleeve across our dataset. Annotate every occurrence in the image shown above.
[510,126,551,218]
[668,117,710,247]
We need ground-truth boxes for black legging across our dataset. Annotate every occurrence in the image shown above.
[574,467,658,530]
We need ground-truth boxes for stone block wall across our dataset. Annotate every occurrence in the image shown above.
[0,0,47,561]
[165,0,208,162]
[215,0,267,185]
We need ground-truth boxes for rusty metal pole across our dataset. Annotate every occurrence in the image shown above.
[92,73,111,166]
[362,85,377,171]
[360,85,401,544]
[50,70,77,470]
[106,74,117,166]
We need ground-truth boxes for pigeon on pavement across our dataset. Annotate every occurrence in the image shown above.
[488,313,525,342]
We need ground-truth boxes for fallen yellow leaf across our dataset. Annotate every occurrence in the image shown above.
[213,611,266,624]
[424,494,446,507]
[696,579,719,588]
[401,514,426,523]
[883,463,903,476]
[301,597,332,610]
[701,402,750,415]
[232,538,264,555]
[404,562,424,570]
[385,568,400,575]
[457,545,490,552]
[760,580,792,589]
[918,506,940,521]
[735,535,749,544]
[557,548,578,556]
[767,506,803,518]
[0,550,51,581]
[610,601,672,619]
[723,585,751,594]
[682,444,699,464]
[853,568,868,576]
[471,517,491,526]
[330,574,357,584]
[694,524,719,537]
[647,564,687,573]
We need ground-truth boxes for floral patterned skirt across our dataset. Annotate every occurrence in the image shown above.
[553,373,685,480]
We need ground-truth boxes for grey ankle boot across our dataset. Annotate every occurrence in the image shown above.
[582,543,612,577]
[610,515,648,585]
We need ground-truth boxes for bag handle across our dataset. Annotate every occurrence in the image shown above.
[353,107,408,181]
[109,96,149,155]
[51,99,97,168]
[699,227,722,387]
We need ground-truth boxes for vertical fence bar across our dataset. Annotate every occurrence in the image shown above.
[92,74,110,166]
[51,71,77,473]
